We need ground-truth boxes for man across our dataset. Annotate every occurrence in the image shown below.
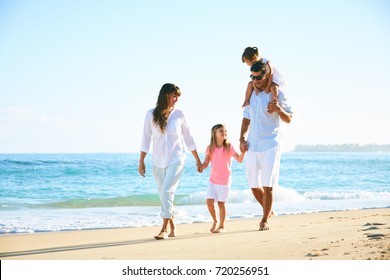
[239,60,293,231]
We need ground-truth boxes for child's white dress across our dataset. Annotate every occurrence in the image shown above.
[261,57,287,89]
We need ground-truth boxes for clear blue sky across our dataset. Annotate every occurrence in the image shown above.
[1,0,389,153]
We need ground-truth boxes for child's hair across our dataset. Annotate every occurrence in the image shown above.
[242,46,259,63]
[209,124,230,158]
[153,83,181,133]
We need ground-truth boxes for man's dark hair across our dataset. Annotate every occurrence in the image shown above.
[250,60,269,76]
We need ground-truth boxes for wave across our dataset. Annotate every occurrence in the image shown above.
[177,187,387,204]
[0,159,75,166]
[3,187,389,210]
[37,194,163,208]
[302,190,390,200]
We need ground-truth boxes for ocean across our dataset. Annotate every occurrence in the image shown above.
[1,152,389,234]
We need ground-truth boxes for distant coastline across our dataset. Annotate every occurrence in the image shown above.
[293,144,390,152]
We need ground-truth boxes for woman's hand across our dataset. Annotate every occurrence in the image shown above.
[138,161,146,177]
[196,162,203,173]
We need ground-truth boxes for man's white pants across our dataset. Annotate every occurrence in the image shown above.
[246,146,281,188]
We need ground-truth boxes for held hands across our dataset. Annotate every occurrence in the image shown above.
[196,162,203,173]
[240,141,248,153]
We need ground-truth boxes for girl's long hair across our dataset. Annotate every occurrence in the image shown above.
[153,83,181,132]
[209,124,230,158]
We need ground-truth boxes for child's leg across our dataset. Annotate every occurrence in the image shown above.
[206,199,218,232]
[265,75,272,93]
[271,83,279,100]
[265,60,273,93]
[242,81,254,107]
[213,201,226,233]
[267,83,279,113]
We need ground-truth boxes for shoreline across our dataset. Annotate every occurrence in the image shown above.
[1,205,389,236]
[1,208,389,260]
[2,199,389,234]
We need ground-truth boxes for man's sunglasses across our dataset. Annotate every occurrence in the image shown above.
[250,74,265,81]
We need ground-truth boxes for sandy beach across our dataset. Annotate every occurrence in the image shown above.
[0,208,389,260]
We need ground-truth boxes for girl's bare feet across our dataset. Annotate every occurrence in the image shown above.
[213,227,225,233]
[210,221,218,233]
[168,228,176,238]
[242,100,250,108]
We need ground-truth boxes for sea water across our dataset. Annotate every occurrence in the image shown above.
[0,152,389,233]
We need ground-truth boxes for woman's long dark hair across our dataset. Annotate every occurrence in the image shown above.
[153,83,181,132]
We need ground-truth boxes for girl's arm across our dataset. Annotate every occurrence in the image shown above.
[265,60,273,93]
[233,151,246,163]
[200,154,210,170]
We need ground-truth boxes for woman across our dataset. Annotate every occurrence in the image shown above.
[139,83,202,240]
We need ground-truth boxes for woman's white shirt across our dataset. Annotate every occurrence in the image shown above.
[140,108,196,168]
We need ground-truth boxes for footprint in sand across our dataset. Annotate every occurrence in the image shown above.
[362,222,388,240]
[362,226,381,231]
[363,222,386,226]
[306,251,328,257]
[366,233,386,240]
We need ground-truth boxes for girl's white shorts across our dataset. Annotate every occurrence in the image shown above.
[206,182,230,203]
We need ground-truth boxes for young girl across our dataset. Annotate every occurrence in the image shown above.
[241,46,286,110]
[200,124,246,233]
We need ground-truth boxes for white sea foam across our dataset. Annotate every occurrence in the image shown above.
[178,187,390,205]
[1,199,389,234]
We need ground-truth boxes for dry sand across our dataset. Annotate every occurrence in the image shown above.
[0,208,389,260]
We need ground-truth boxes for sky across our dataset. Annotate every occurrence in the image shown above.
[0,0,389,153]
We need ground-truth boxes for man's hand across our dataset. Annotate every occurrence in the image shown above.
[267,97,281,114]
[268,97,292,123]
[240,141,248,153]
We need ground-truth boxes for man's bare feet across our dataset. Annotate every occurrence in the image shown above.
[210,221,218,233]
[213,227,225,233]
[154,231,168,240]
[259,221,269,231]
